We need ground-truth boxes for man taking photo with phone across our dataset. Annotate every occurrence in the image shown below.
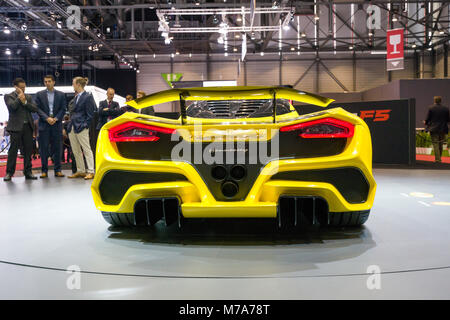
[3,78,38,181]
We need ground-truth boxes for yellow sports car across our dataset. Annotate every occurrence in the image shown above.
[91,86,376,229]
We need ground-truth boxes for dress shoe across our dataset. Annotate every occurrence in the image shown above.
[84,173,95,180]
[40,172,48,179]
[25,174,38,180]
[3,174,12,182]
[68,172,86,179]
[55,172,65,178]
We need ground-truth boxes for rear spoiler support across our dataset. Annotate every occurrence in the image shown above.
[271,90,277,124]
[179,92,188,125]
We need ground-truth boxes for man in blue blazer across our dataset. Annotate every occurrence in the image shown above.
[35,75,67,178]
[67,77,97,180]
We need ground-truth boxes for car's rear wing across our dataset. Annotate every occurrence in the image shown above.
[126,86,334,124]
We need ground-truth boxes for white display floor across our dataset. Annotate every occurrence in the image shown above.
[0,168,449,299]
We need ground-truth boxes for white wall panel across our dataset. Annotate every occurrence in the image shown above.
[319,60,353,93]
[136,56,432,106]
[282,60,315,92]
[210,61,240,82]
[435,53,446,78]
[246,60,279,86]
[137,63,171,111]
[356,59,387,91]
[137,62,171,94]
[173,62,206,82]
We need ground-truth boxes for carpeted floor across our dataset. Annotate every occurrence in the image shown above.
[416,154,450,164]
[0,155,73,177]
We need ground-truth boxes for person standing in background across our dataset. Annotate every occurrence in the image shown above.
[95,88,122,150]
[120,94,137,113]
[0,122,4,152]
[67,77,97,180]
[96,88,121,130]
[138,90,155,116]
[424,96,450,163]
[34,75,67,178]
[3,78,38,181]
[2,121,10,153]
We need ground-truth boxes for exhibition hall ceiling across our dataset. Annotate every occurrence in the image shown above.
[0,0,449,65]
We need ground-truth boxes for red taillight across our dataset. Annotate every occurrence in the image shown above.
[109,122,176,142]
[280,117,354,138]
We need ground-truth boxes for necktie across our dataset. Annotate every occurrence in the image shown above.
[107,101,113,121]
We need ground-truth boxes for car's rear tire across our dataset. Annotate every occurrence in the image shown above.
[328,210,370,227]
[101,212,135,227]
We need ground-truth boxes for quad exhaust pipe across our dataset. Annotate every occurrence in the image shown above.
[131,196,329,230]
[277,196,329,229]
[134,197,183,228]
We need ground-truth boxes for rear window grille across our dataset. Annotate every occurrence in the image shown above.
[186,99,292,119]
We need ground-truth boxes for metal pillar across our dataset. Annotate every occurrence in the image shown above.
[206,53,211,81]
[279,53,282,85]
[315,53,320,93]
[431,48,436,78]
[244,59,247,86]
[352,51,356,91]
[444,43,448,77]
[130,8,135,40]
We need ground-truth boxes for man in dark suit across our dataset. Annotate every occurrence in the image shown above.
[96,88,122,130]
[3,78,38,181]
[94,88,122,152]
[424,96,450,163]
[35,75,67,178]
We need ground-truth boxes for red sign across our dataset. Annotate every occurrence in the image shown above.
[359,110,392,122]
[387,28,404,60]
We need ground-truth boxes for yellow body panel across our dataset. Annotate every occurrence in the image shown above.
[91,88,376,218]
